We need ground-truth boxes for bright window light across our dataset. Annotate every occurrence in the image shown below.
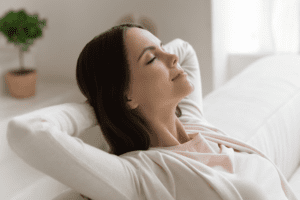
[227,0,261,53]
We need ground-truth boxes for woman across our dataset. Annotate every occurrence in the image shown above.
[7,24,297,200]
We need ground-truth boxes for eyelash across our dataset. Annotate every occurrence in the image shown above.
[147,45,165,65]
[147,57,156,65]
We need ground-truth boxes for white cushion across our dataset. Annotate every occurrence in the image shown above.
[203,54,300,181]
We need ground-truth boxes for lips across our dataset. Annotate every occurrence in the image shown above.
[172,70,184,81]
[173,73,181,81]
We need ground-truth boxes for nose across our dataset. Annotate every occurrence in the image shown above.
[165,52,179,68]
[172,54,179,67]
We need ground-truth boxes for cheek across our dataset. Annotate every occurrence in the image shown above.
[140,71,170,98]
[132,65,170,96]
[142,69,168,85]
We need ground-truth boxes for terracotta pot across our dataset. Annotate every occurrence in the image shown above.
[5,69,37,99]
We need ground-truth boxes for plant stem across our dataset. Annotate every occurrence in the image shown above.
[19,46,24,71]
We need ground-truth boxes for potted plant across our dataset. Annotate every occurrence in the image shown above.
[0,9,47,99]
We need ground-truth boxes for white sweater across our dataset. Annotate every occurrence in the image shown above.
[6,39,298,200]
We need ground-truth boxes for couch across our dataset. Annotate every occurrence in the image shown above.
[203,54,300,199]
[5,54,300,199]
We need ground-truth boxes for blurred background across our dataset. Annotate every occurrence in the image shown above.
[1,0,298,97]
[1,1,300,199]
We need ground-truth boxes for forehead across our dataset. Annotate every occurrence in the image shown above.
[124,27,159,57]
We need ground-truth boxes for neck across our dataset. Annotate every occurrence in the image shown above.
[148,116,191,148]
[137,104,191,148]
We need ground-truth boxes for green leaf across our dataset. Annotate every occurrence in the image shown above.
[0,9,47,46]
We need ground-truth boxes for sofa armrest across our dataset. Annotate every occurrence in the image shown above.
[203,54,300,181]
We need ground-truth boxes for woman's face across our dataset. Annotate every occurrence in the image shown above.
[124,27,193,111]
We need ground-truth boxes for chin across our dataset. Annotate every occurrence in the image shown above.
[185,82,195,96]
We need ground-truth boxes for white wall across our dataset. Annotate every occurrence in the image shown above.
[0,0,213,97]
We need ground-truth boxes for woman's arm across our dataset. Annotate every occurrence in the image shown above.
[6,102,139,200]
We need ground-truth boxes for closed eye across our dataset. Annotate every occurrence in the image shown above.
[147,57,156,65]
[146,43,164,65]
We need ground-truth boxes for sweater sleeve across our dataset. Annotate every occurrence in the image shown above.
[165,38,206,124]
[6,102,140,200]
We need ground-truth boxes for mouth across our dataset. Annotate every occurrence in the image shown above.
[172,72,183,81]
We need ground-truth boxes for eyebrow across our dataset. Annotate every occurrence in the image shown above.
[137,41,163,62]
